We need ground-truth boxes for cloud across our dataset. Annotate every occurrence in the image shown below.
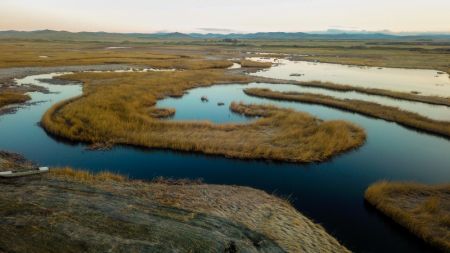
[197,27,239,34]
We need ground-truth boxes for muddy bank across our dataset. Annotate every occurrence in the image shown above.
[0,64,134,115]
[0,151,35,172]
[0,64,133,86]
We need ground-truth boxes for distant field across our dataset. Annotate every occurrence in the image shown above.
[0,38,449,74]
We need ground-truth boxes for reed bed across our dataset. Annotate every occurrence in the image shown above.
[244,88,450,138]
[295,81,450,107]
[0,92,30,108]
[365,181,450,251]
[49,167,127,183]
[240,59,272,68]
[0,41,232,69]
[41,69,365,163]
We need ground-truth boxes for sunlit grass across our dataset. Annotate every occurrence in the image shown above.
[365,181,450,251]
[294,81,450,107]
[41,68,365,163]
[244,88,450,138]
[49,167,127,183]
[0,92,30,108]
[240,59,272,68]
[0,41,232,69]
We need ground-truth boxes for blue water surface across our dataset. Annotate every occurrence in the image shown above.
[1,74,449,253]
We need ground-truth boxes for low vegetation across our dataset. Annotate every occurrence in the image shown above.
[294,81,450,107]
[244,88,450,138]
[240,59,272,68]
[0,92,30,108]
[0,166,351,252]
[247,41,450,75]
[0,151,35,172]
[0,41,232,69]
[41,69,365,162]
[365,181,450,252]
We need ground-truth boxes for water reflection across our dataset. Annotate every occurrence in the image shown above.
[0,71,449,253]
[250,57,450,97]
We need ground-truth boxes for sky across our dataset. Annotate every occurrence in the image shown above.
[1,0,450,33]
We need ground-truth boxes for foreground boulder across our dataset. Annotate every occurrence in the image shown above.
[0,166,350,253]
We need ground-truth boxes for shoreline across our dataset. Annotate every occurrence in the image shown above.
[365,181,450,252]
[0,152,351,253]
[243,88,450,139]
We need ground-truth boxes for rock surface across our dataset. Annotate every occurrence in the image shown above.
[0,153,350,253]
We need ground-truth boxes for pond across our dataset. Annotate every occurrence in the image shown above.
[0,70,449,253]
[250,57,450,97]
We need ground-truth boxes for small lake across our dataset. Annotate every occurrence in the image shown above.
[250,57,450,97]
[1,69,449,252]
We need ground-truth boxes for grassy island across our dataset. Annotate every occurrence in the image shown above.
[365,181,450,252]
[40,67,365,163]
[243,88,450,138]
[0,92,30,108]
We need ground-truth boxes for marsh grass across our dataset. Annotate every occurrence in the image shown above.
[49,167,127,183]
[0,92,30,108]
[295,81,450,107]
[148,107,176,118]
[240,59,272,68]
[244,88,450,138]
[365,181,450,251]
[0,41,232,69]
[41,69,365,163]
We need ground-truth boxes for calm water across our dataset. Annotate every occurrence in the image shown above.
[250,57,450,97]
[159,82,450,122]
[1,72,449,253]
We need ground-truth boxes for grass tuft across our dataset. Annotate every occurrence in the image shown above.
[365,181,450,251]
[240,59,272,68]
[0,92,30,108]
[49,167,127,183]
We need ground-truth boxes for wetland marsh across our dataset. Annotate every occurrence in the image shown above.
[1,48,449,251]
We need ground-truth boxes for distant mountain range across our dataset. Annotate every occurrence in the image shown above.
[1,29,450,42]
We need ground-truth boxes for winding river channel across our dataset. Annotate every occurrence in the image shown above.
[1,60,449,253]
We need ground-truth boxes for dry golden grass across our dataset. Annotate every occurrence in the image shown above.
[240,59,272,68]
[365,181,450,252]
[148,107,176,118]
[295,81,450,107]
[0,41,232,69]
[0,92,30,108]
[244,88,450,138]
[49,167,127,183]
[41,69,365,163]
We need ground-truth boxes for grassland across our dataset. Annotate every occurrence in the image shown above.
[0,92,30,108]
[1,39,449,75]
[0,41,232,69]
[240,59,272,68]
[244,88,450,138]
[0,165,351,253]
[244,40,450,74]
[40,69,365,163]
[365,181,450,252]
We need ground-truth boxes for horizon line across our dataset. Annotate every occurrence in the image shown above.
[2,29,450,35]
